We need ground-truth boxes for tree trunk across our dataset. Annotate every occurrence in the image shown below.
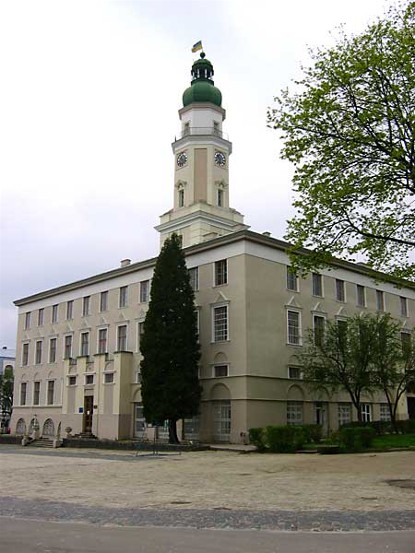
[168,419,179,444]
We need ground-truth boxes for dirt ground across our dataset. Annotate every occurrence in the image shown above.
[1,447,415,512]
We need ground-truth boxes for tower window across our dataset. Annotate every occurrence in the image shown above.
[217,188,224,207]
[178,189,185,207]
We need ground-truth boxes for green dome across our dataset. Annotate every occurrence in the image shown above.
[182,52,222,107]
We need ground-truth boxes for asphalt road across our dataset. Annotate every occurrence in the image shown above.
[1,518,415,553]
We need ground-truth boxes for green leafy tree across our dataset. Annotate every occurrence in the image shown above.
[371,321,415,430]
[268,1,415,280]
[140,234,201,443]
[0,366,14,430]
[300,315,381,422]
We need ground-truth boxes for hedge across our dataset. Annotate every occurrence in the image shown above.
[338,426,375,451]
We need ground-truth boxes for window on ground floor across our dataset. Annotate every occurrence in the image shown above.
[286,401,303,425]
[338,403,352,427]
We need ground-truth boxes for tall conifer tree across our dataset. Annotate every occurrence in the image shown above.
[140,234,201,443]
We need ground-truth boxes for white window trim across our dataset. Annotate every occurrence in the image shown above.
[212,363,229,378]
[286,267,299,292]
[356,285,366,308]
[286,308,302,346]
[312,273,324,297]
[116,323,129,352]
[335,279,347,303]
[97,327,109,355]
[213,259,228,287]
[211,303,230,343]
[63,333,73,359]
[79,331,90,357]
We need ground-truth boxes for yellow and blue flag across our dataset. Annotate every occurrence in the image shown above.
[191,40,203,53]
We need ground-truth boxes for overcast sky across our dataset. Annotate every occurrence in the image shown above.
[0,0,389,348]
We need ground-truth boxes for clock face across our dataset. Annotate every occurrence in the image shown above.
[176,152,188,168]
[214,151,226,167]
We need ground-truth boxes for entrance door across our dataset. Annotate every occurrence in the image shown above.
[213,401,231,442]
[83,396,94,433]
[314,402,328,436]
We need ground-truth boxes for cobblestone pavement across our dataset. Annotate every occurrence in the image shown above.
[1,445,415,532]
[1,496,415,532]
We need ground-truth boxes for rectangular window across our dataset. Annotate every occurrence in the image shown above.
[49,338,57,363]
[287,401,303,425]
[376,290,385,312]
[138,322,145,350]
[64,335,73,359]
[68,376,77,386]
[98,328,108,354]
[189,267,199,291]
[38,308,44,326]
[335,279,345,302]
[401,332,411,355]
[400,296,408,317]
[80,332,89,357]
[312,273,323,297]
[178,189,185,207]
[85,374,94,385]
[313,315,325,346]
[214,259,228,286]
[82,296,90,316]
[52,304,58,323]
[119,286,128,308]
[100,291,108,312]
[380,404,391,422]
[47,380,54,405]
[288,366,302,379]
[286,267,298,291]
[66,300,73,320]
[33,381,40,406]
[356,284,366,307]
[214,364,228,377]
[213,305,228,342]
[22,343,29,366]
[217,188,224,207]
[338,403,352,427]
[360,403,372,422]
[35,341,43,364]
[117,325,127,351]
[20,382,27,406]
[24,312,31,330]
[140,280,149,303]
[287,310,301,345]
[104,372,114,384]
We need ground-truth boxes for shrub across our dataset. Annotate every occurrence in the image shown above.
[394,419,415,434]
[264,425,306,453]
[301,424,322,444]
[339,426,375,451]
[248,427,265,451]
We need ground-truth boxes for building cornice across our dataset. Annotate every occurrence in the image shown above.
[14,229,415,306]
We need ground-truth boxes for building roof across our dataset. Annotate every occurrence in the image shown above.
[0,347,16,359]
[14,229,415,307]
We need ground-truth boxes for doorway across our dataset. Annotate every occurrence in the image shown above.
[83,396,94,433]
[314,402,329,436]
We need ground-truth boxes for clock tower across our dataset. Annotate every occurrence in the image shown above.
[156,52,248,247]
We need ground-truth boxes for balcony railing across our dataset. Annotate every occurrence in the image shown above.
[174,127,229,141]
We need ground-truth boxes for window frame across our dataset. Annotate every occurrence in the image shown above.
[214,259,228,287]
[80,332,90,357]
[312,273,323,297]
[287,309,301,346]
[286,267,298,292]
[139,280,150,303]
[188,267,199,291]
[20,382,27,406]
[66,300,73,320]
[356,284,366,307]
[119,286,128,308]
[400,296,408,317]
[212,304,229,343]
[100,291,108,312]
[64,334,73,359]
[376,290,385,312]
[22,342,29,366]
[47,380,55,405]
[287,401,303,425]
[38,308,44,327]
[335,279,346,302]
[35,340,43,365]
[33,381,40,406]
[213,364,229,378]
[117,324,128,352]
[82,296,90,317]
[49,337,57,363]
[52,304,58,323]
[98,328,108,355]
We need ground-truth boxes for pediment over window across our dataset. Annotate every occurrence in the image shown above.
[285,296,302,309]
[65,324,73,333]
[336,306,349,318]
[212,291,229,304]
[311,302,327,314]
[80,319,90,330]
[99,316,108,326]
[215,179,228,189]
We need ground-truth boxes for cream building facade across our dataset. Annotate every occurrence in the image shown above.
[11,54,415,444]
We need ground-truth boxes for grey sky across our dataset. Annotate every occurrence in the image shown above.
[0,0,388,348]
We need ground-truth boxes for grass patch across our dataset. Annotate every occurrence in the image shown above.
[372,434,415,449]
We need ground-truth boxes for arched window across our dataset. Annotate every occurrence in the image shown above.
[42,418,55,436]
[16,418,26,435]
